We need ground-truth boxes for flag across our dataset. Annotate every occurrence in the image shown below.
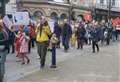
[112,17,120,25]
[82,11,92,22]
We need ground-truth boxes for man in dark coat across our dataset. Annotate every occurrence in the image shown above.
[76,22,86,49]
[62,21,72,52]
[90,22,100,53]
[104,24,113,45]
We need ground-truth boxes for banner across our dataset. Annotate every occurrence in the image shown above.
[13,12,30,25]
[82,11,92,22]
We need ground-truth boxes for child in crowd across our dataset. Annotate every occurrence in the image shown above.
[19,32,30,65]
[14,31,22,58]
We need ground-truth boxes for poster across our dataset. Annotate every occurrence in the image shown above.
[13,12,30,25]
[3,15,13,29]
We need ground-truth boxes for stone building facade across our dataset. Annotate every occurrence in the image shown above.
[18,0,92,20]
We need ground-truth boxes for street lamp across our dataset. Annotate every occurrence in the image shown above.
[108,0,112,27]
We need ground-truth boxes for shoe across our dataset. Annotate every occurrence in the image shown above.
[27,59,30,64]
[40,64,45,69]
[64,49,68,53]
[11,52,14,54]
[50,65,57,68]
[97,49,99,52]
[92,51,95,53]
[21,62,25,65]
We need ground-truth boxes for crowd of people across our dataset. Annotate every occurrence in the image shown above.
[0,16,120,69]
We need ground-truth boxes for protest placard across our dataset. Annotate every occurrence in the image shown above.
[3,15,13,29]
[13,12,30,25]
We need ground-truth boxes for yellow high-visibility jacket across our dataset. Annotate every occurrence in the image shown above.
[35,25,51,42]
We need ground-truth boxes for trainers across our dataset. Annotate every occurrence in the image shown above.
[50,65,57,68]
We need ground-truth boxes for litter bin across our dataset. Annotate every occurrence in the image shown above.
[0,50,7,82]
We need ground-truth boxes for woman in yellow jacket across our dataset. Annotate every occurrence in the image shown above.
[35,21,51,68]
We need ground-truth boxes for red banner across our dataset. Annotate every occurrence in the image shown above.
[112,17,120,25]
[82,11,92,22]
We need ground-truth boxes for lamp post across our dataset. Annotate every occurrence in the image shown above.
[108,0,112,27]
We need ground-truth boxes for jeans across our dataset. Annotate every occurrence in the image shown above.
[92,41,99,52]
[62,37,69,51]
[77,39,84,49]
[51,45,56,66]
[37,41,48,67]
[0,50,7,82]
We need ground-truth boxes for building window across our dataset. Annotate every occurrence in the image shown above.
[60,13,67,19]
[112,0,115,6]
[50,12,58,20]
[33,11,43,18]
[100,0,104,4]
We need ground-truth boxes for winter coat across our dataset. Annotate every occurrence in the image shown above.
[76,26,86,40]
[90,27,99,42]
[54,23,61,38]
[62,23,72,39]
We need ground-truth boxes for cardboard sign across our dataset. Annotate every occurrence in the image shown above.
[13,12,30,25]
[3,15,13,29]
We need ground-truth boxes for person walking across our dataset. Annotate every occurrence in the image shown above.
[76,21,86,49]
[0,20,9,82]
[90,22,100,53]
[19,32,30,65]
[62,20,72,52]
[14,30,23,58]
[35,19,51,68]
[9,27,15,54]
[28,22,36,53]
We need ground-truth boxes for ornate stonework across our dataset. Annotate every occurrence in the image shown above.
[19,0,91,20]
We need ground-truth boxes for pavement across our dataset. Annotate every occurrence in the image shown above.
[3,41,120,82]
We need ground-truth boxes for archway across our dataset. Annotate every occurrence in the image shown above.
[33,11,43,18]
[60,13,67,20]
[50,12,58,21]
